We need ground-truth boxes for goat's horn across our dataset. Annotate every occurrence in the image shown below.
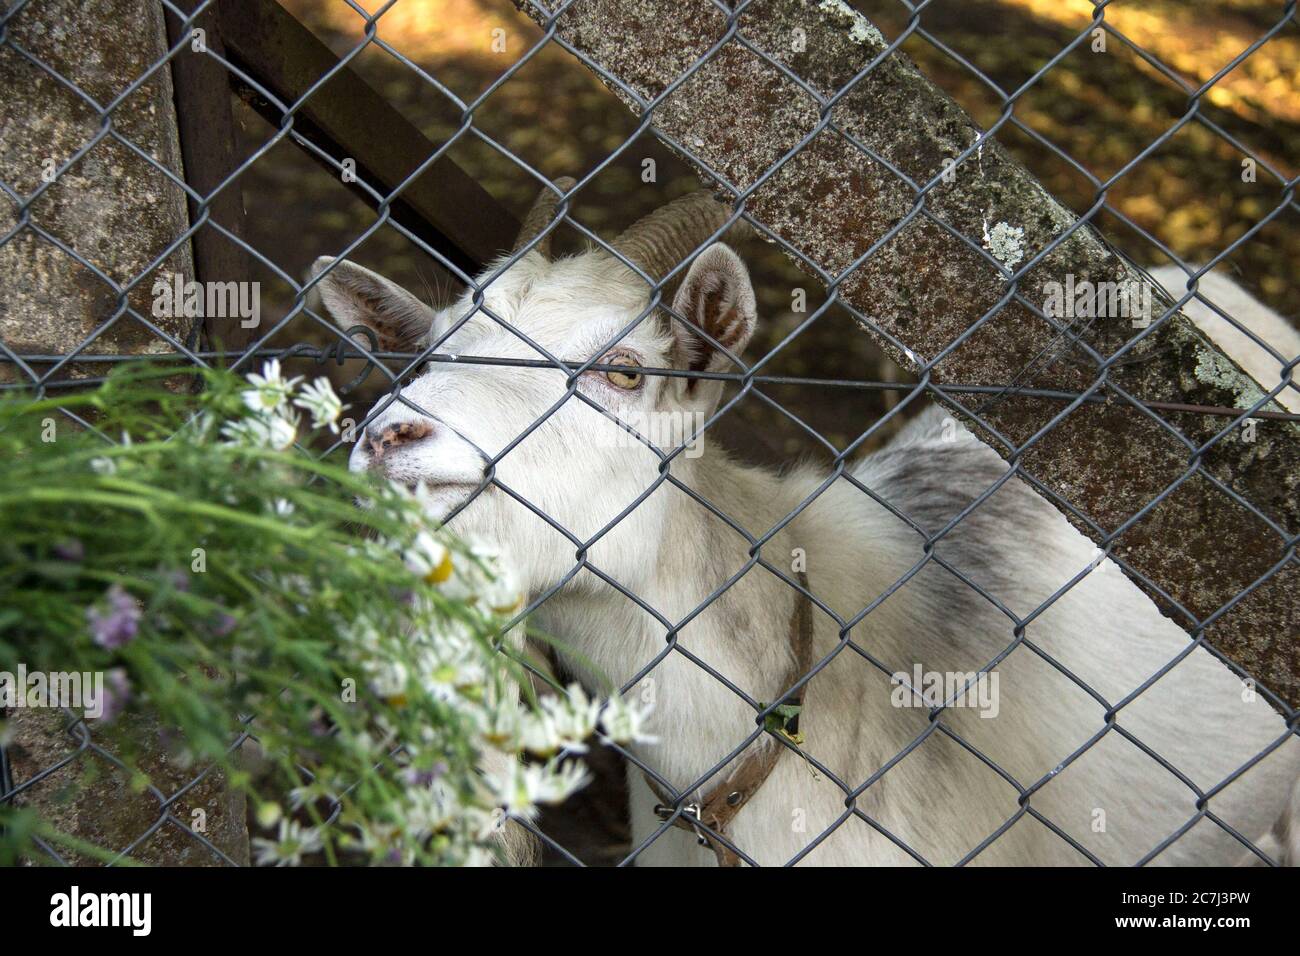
[511,176,576,258]
[611,191,751,280]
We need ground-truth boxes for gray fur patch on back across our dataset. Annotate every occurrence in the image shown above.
[857,406,1058,608]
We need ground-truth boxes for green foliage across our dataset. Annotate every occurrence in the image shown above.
[0,366,592,866]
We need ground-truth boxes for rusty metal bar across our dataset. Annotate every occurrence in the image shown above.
[166,0,258,353]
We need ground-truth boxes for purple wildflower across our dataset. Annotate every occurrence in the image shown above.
[95,667,131,723]
[54,539,84,562]
[211,612,238,637]
[86,584,141,649]
[403,763,447,788]
[164,569,190,592]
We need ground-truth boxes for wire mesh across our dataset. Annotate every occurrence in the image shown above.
[1,0,1297,866]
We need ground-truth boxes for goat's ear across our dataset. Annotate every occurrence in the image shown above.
[309,257,435,352]
[669,243,757,379]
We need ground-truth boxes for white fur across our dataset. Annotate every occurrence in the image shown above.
[316,249,1299,866]
[1151,265,1300,413]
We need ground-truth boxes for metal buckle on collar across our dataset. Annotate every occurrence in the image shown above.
[653,801,710,846]
[652,801,699,821]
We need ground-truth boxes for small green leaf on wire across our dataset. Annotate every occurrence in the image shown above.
[760,702,804,745]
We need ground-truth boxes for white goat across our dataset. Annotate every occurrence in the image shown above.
[314,189,1299,866]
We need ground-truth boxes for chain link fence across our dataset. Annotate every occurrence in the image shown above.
[1,0,1297,866]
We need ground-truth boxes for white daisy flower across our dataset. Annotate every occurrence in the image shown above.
[480,698,525,751]
[519,710,563,757]
[365,659,409,703]
[404,783,455,839]
[600,693,658,746]
[242,358,302,414]
[293,376,345,433]
[266,413,299,450]
[404,530,453,585]
[220,412,298,451]
[538,760,592,803]
[540,683,601,755]
[490,759,588,819]
[251,818,323,867]
[479,561,524,616]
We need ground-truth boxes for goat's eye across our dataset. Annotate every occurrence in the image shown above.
[603,354,643,390]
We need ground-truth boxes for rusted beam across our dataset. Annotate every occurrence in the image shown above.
[165,0,258,353]
[517,0,1300,706]
[217,0,519,275]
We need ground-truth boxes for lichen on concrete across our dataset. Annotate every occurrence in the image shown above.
[981,220,1025,270]
[1194,346,1271,411]
[812,0,884,47]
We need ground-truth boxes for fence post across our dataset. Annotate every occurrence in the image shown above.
[0,0,249,864]
[516,0,1300,707]
[164,0,258,354]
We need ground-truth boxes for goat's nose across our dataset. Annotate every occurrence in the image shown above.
[364,419,435,462]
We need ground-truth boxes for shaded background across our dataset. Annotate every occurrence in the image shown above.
[221,0,1298,863]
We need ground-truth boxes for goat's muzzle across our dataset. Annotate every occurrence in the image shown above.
[364,419,434,462]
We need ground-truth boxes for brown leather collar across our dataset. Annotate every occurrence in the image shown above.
[644,570,814,866]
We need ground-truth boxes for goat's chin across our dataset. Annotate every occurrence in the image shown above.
[345,479,480,528]
[409,480,486,521]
